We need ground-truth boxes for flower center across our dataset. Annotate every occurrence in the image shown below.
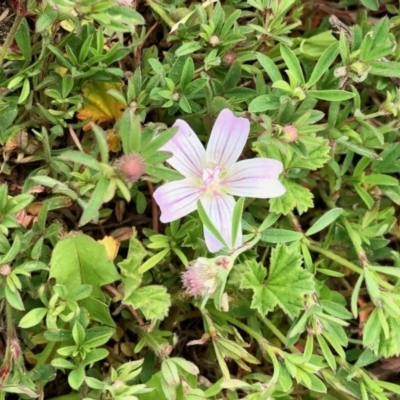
[202,166,223,195]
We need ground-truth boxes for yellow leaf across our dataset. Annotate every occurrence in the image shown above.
[98,236,120,260]
[54,66,68,77]
[60,19,90,32]
[77,81,126,131]
[107,129,122,153]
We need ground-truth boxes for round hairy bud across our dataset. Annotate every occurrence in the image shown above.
[115,153,145,183]
[0,264,11,276]
[223,51,237,65]
[282,125,298,143]
[209,35,220,47]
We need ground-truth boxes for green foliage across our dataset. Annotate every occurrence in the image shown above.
[1,0,400,398]
[241,245,314,317]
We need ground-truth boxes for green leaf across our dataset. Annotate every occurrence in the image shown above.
[248,95,280,113]
[116,109,141,153]
[372,144,400,173]
[180,58,194,90]
[50,234,120,299]
[317,335,336,371]
[377,381,400,395]
[223,61,242,91]
[6,194,34,215]
[360,0,379,11]
[91,124,109,164]
[0,236,21,264]
[15,19,31,62]
[256,53,282,82]
[5,284,24,310]
[141,126,178,158]
[175,42,203,57]
[306,208,344,236]
[288,136,330,170]
[19,307,47,328]
[364,310,400,357]
[184,79,208,97]
[79,176,111,226]
[364,268,382,307]
[68,367,85,390]
[281,44,305,84]
[307,90,355,101]
[337,137,380,159]
[67,284,92,302]
[258,213,280,232]
[83,327,114,347]
[261,229,303,243]
[231,198,244,247]
[72,321,86,346]
[82,297,116,326]
[145,165,184,181]
[240,245,314,317]
[51,358,75,369]
[118,231,146,275]
[138,248,169,274]
[369,61,400,77]
[270,179,314,215]
[306,42,339,88]
[124,285,171,320]
[363,174,398,186]
[36,10,58,32]
[59,151,101,171]
[161,359,180,386]
[82,348,109,366]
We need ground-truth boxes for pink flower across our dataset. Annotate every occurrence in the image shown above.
[182,258,221,298]
[153,109,286,252]
[182,256,232,298]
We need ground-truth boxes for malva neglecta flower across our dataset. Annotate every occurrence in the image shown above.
[153,109,286,252]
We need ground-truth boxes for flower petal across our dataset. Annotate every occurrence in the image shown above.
[153,179,203,223]
[161,119,206,178]
[200,194,242,253]
[223,158,286,198]
[206,109,250,168]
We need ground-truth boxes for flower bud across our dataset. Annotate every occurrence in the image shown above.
[115,153,145,183]
[209,35,220,47]
[182,256,232,298]
[223,51,237,65]
[334,66,347,78]
[0,264,11,276]
[182,257,220,298]
[282,125,298,143]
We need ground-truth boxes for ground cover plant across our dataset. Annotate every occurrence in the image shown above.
[1,0,400,398]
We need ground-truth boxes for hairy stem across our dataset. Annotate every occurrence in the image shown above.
[0,14,23,69]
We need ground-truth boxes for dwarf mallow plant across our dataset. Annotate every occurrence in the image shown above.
[153,109,286,252]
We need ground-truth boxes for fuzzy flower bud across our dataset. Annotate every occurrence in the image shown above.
[115,153,145,183]
[282,125,298,143]
[223,51,237,65]
[209,35,220,47]
[182,256,232,298]
[0,264,11,276]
